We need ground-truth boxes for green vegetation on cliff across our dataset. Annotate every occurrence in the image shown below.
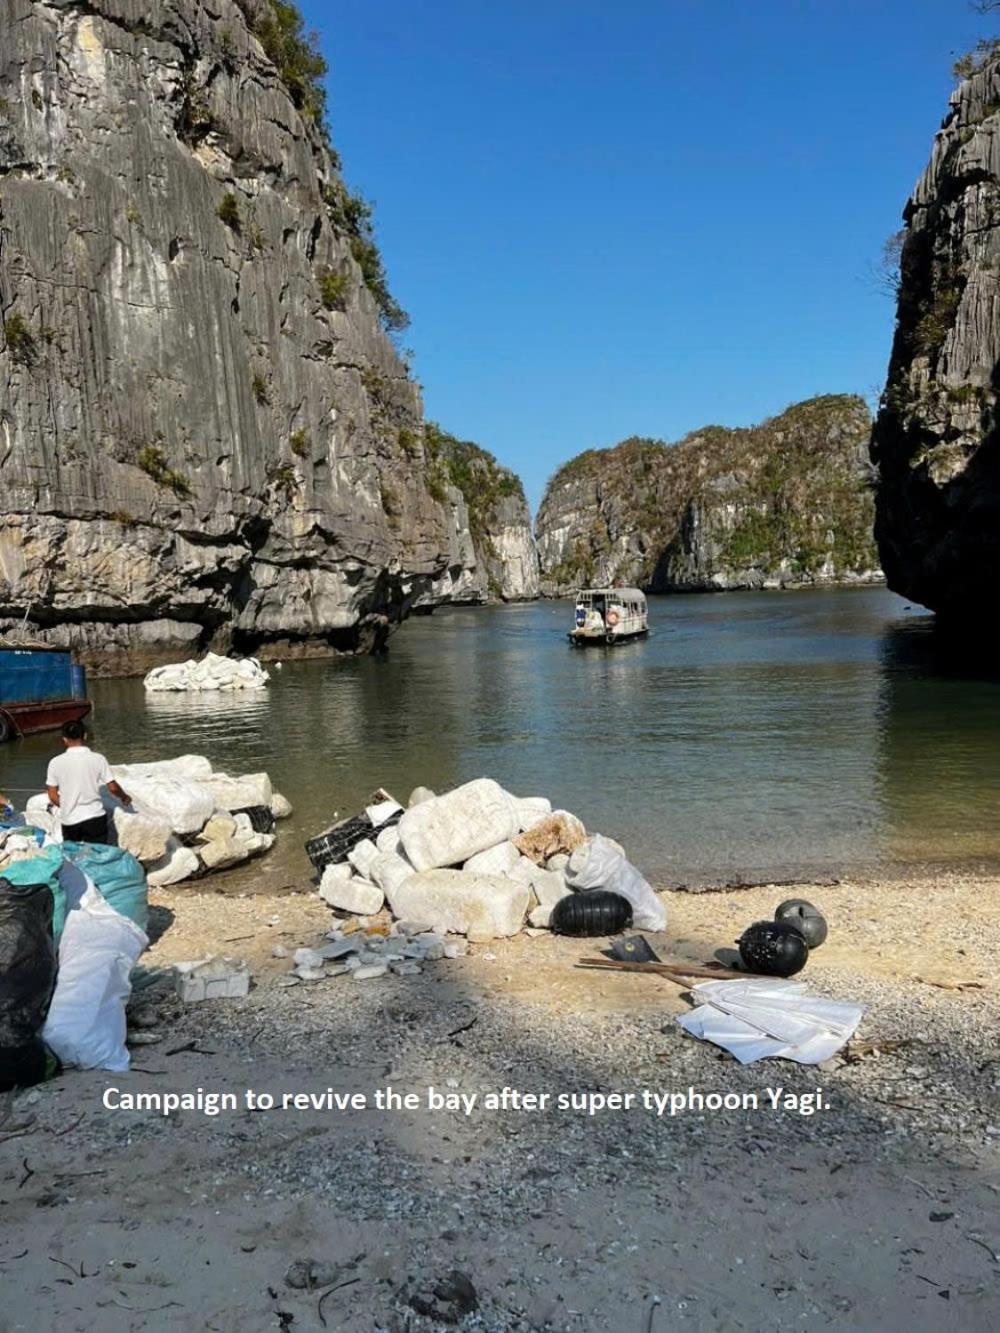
[537,394,879,593]
[424,423,524,545]
[234,1,409,334]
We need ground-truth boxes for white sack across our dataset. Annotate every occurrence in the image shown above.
[564,834,666,931]
[117,775,216,837]
[42,887,148,1072]
[113,755,213,782]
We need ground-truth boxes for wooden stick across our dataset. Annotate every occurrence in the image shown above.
[576,958,747,982]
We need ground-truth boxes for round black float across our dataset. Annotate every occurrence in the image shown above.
[550,890,632,937]
[774,898,828,949]
[737,920,810,977]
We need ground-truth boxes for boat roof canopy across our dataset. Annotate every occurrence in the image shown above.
[576,587,646,599]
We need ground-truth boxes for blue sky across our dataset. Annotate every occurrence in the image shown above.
[298,0,989,509]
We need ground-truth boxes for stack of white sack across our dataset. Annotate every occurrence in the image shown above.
[143,653,269,692]
[23,754,293,887]
[316,777,667,942]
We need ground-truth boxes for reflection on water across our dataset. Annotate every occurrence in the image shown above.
[875,619,1000,865]
[2,588,999,885]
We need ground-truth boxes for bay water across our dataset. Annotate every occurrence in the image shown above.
[3,587,999,888]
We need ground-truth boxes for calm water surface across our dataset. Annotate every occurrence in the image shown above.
[3,588,999,887]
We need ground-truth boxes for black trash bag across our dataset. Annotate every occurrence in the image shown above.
[0,877,57,1091]
[0,1040,55,1092]
[551,890,632,937]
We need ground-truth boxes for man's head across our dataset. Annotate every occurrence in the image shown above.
[62,720,87,747]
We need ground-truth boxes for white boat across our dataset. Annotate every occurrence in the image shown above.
[569,587,649,646]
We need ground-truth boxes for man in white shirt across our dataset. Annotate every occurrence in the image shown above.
[45,720,132,844]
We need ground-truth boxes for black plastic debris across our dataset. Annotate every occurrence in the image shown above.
[0,877,57,1092]
[305,790,403,874]
[233,805,276,835]
[609,934,661,963]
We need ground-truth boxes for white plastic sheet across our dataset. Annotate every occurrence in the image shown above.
[676,979,864,1065]
[564,834,667,931]
[42,886,148,1072]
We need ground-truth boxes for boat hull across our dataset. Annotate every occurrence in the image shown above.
[0,698,92,741]
[568,629,650,647]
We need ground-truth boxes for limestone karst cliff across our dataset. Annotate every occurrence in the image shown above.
[415,425,539,606]
[870,50,1000,617]
[536,396,881,596]
[0,0,533,672]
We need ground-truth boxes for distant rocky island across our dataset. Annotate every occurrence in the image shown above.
[870,47,1000,619]
[535,395,882,595]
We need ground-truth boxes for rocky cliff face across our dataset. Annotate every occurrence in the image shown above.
[870,53,1000,618]
[536,396,881,595]
[0,0,531,671]
[415,425,540,605]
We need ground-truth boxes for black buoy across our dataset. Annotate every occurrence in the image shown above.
[550,890,632,937]
[774,899,828,949]
[737,920,810,977]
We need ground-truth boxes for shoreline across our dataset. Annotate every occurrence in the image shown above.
[3,865,996,1329]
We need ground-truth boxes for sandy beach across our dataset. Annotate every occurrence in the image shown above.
[1,871,998,1331]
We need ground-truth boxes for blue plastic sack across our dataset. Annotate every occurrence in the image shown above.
[0,849,67,939]
[59,843,148,935]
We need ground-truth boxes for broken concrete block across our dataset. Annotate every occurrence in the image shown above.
[398,779,520,872]
[200,813,238,843]
[347,837,380,879]
[352,963,389,980]
[199,772,274,811]
[514,797,552,832]
[295,966,326,982]
[319,937,361,960]
[395,919,433,936]
[390,959,423,976]
[523,867,569,910]
[408,786,436,807]
[271,792,293,819]
[174,956,250,1002]
[387,869,530,938]
[198,836,249,871]
[319,861,353,886]
[369,850,414,897]
[318,870,385,917]
[514,811,587,865]
[375,823,401,854]
[463,840,521,876]
[294,947,326,969]
[146,839,201,888]
[113,807,172,864]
